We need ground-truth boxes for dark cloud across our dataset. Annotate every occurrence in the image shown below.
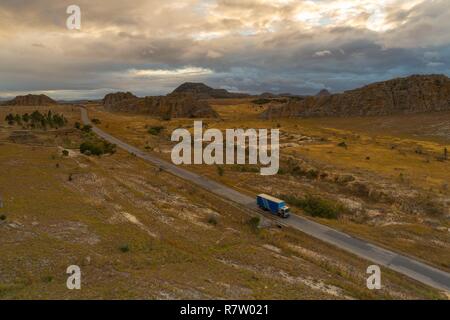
[0,0,449,99]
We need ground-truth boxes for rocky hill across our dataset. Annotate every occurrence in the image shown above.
[102,91,218,118]
[102,92,137,107]
[263,75,450,118]
[3,94,57,106]
[316,89,331,97]
[172,82,249,99]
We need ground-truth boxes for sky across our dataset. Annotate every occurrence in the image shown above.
[0,0,449,100]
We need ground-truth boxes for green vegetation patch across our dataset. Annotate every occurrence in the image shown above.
[252,98,271,105]
[281,194,342,219]
[148,126,164,135]
[80,139,116,156]
[4,110,68,129]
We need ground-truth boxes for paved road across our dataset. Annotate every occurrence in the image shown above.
[81,108,450,292]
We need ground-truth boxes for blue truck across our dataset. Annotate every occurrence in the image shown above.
[257,194,290,218]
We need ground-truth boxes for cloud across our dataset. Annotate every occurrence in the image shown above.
[314,50,332,57]
[130,67,213,77]
[0,0,449,99]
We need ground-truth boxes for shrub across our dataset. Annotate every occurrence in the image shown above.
[252,98,271,105]
[5,113,15,125]
[337,141,347,148]
[217,166,224,176]
[306,169,319,179]
[62,150,69,157]
[148,126,164,135]
[80,139,116,156]
[119,244,130,253]
[248,216,260,230]
[281,194,341,219]
[207,215,218,226]
[81,124,92,132]
[74,122,81,129]
[91,118,101,125]
[0,214,6,221]
[161,114,171,121]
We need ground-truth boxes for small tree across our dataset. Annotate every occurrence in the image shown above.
[5,113,14,125]
[22,113,30,123]
[81,124,92,132]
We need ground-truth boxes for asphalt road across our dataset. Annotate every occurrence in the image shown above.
[81,107,450,292]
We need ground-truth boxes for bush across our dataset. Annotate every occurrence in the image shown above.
[248,216,260,230]
[119,244,130,253]
[306,169,319,179]
[252,98,271,105]
[62,150,69,157]
[81,125,92,132]
[337,142,348,148]
[207,215,218,226]
[74,122,81,129]
[0,214,6,221]
[281,194,341,219]
[80,139,116,156]
[148,126,164,135]
[217,166,224,176]
[161,114,171,121]
[91,118,101,125]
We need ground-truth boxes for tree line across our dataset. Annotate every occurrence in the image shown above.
[4,110,68,129]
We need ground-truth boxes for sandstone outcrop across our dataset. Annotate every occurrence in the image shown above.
[102,91,218,118]
[3,94,57,106]
[263,75,450,118]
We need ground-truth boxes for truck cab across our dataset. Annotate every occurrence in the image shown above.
[279,206,290,218]
[257,194,290,218]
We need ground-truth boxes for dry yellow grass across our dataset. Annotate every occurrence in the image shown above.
[0,105,446,299]
[84,101,449,272]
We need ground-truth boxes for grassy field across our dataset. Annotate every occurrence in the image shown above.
[85,101,450,273]
[0,105,447,299]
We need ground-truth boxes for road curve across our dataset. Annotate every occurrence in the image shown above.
[80,107,450,292]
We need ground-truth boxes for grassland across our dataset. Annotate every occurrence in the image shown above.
[0,105,447,299]
[85,100,450,273]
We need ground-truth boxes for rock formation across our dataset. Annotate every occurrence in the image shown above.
[102,91,218,118]
[102,92,137,107]
[3,94,57,106]
[263,74,450,118]
[171,82,249,99]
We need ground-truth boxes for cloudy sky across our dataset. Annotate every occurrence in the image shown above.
[0,0,449,99]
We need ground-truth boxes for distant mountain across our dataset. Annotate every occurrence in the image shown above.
[171,82,249,99]
[2,94,57,106]
[263,74,450,118]
[102,91,218,118]
[259,92,278,99]
[316,89,331,97]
